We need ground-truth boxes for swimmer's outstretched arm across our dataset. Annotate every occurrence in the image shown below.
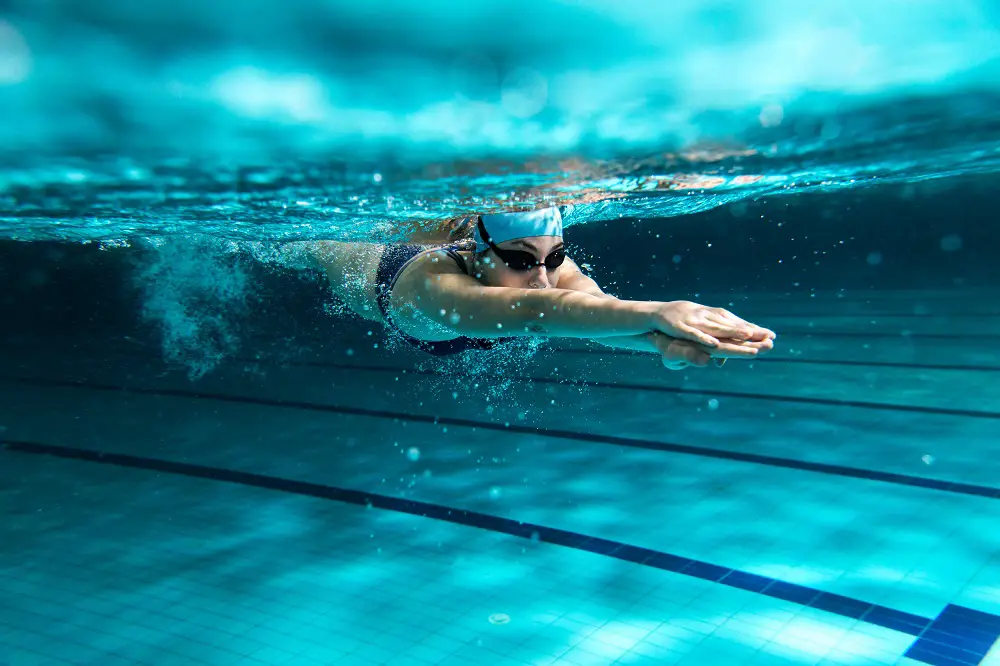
[398,254,771,352]
[553,258,774,362]
[405,275,663,339]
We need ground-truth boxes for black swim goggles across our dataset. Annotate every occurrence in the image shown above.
[476,217,566,271]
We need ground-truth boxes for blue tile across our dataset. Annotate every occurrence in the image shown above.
[643,553,692,573]
[930,615,1000,644]
[508,522,540,539]
[538,528,581,547]
[905,641,981,666]
[614,546,653,564]
[904,604,1000,666]
[810,592,873,619]
[460,512,511,533]
[681,561,730,582]
[764,581,821,605]
[721,571,771,593]
[863,606,929,636]
[940,605,1000,630]
[921,628,995,656]
[14,433,980,666]
[928,628,1000,649]
[578,538,623,556]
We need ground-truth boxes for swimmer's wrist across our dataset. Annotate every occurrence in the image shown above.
[632,301,666,330]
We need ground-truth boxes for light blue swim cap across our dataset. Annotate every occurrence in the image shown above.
[474,207,563,253]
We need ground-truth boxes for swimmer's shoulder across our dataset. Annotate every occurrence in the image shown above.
[388,246,479,340]
[391,245,478,301]
[400,244,476,279]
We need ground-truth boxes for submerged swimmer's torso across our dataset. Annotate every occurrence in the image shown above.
[304,238,506,353]
[377,243,510,354]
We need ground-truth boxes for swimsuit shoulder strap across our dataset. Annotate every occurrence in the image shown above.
[441,245,471,275]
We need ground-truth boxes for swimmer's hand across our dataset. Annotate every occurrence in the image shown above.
[651,333,774,371]
[649,301,776,354]
[652,337,714,370]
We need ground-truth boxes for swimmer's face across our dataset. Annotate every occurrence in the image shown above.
[474,235,565,289]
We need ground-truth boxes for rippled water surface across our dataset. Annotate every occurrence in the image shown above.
[1,0,999,242]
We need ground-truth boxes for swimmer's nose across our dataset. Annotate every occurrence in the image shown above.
[528,265,551,289]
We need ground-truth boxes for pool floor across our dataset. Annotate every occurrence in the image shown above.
[1,287,999,665]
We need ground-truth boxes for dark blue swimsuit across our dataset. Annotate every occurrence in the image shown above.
[376,244,510,356]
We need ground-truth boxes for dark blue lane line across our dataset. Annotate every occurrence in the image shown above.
[3,438,997,666]
[551,350,1000,373]
[743,313,1000,318]
[10,343,1000,409]
[7,338,999,374]
[906,605,1000,666]
[14,345,984,421]
[284,355,1000,374]
[266,364,1000,421]
[4,375,1000,500]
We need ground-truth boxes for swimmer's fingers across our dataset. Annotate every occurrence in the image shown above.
[718,308,776,340]
[708,340,760,359]
[708,308,776,341]
[745,325,777,341]
[672,324,722,349]
[695,309,756,341]
[711,337,775,357]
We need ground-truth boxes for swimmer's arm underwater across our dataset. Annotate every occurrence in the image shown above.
[554,258,773,364]
[402,272,661,340]
[396,252,702,340]
[399,253,769,355]
[553,259,667,352]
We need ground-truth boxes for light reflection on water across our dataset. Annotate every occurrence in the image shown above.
[0,0,998,241]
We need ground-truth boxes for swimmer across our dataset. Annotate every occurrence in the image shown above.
[287,207,775,370]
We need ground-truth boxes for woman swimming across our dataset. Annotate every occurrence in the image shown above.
[288,206,775,370]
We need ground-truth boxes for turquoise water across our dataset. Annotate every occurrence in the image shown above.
[2,2,1000,666]
[2,0,1000,242]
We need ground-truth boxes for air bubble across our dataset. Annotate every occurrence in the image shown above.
[759,104,784,127]
[406,447,421,462]
[940,235,962,252]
